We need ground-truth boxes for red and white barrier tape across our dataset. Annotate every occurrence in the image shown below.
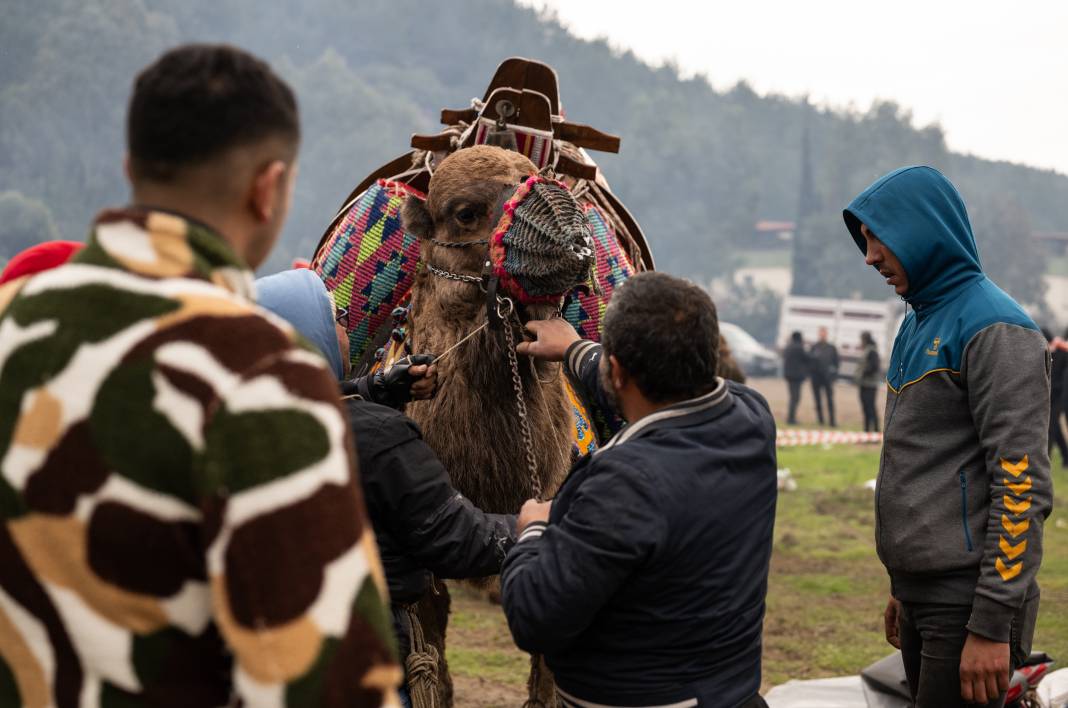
[777,429,882,447]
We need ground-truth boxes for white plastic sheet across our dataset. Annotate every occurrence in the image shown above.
[1037,667,1068,707]
[765,676,910,708]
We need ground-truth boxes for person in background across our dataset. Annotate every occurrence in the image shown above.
[782,330,809,424]
[1046,328,1068,467]
[501,272,777,708]
[809,326,839,427]
[0,240,83,284]
[856,331,882,433]
[845,165,1051,708]
[0,45,400,706]
[257,268,518,708]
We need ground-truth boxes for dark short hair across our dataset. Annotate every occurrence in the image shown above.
[601,272,719,402]
[127,44,299,182]
[790,331,803,343]
[861,331,875,345]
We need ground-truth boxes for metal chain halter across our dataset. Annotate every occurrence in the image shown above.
[428,237,489,249]
[423,262,482,284]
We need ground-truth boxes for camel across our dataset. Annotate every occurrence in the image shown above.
[310,60,652,705]
[399,145,579,706]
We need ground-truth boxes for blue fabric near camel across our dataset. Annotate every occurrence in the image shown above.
[256,269,345,380]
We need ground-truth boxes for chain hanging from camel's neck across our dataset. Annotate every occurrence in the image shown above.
[415,280,544,501]
[500,299,543,502]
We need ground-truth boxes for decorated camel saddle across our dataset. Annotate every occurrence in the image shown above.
[310,57,653,448]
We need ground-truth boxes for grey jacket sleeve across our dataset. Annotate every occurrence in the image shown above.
[564,340,618,416]
[963,323,1053,641]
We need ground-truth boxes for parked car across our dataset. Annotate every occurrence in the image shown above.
[720,321,780,377]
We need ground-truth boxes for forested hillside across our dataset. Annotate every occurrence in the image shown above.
[2,0,1065,313]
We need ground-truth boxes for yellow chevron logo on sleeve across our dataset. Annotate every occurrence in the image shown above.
[1002,515,1030,538]
[999,536,1027,560]
[1000,455,1030,478]
[1005,476,1032,496]
[996,557,1023,581]
[1005,496,1032,514]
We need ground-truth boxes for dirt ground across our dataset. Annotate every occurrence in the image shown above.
[745,375,886,430]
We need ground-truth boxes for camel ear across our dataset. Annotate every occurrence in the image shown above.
[401,195,433,239]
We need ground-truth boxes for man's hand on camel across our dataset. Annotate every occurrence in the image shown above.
[408,363,437,401]
[517,318,581,362]
[517,499,552,534]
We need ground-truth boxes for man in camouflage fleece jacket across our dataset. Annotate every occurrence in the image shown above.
[0,45,400,706]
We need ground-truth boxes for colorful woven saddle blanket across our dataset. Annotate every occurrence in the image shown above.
[312,176,638,357]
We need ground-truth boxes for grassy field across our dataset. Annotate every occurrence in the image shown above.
[447,443,1068,705]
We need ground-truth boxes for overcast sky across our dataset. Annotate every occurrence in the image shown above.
[518,0,1068,175]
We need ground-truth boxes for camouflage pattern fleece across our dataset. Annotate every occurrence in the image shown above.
[0,209,400,707]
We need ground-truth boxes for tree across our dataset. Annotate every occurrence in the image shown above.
[1,0,1067,283]
[968,194,1048,314]
[716,278,782,346]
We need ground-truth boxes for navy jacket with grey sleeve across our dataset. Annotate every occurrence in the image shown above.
[501,340,778,708]
[844,166,1053,642]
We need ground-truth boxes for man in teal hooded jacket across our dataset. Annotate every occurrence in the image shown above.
[844,166,1052,707]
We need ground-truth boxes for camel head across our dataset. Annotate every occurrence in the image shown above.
[403,145,592,322]
[403,145,537,306]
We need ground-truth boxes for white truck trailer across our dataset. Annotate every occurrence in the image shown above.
[777,295,905,379]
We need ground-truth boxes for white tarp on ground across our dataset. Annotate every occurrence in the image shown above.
[1037,667,1068,707]
[767,668,1068,708]
[765,676,908,708]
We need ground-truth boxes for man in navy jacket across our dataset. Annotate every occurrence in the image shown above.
[501,272,778,708]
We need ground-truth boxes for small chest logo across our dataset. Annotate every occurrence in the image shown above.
[926,337,941,356]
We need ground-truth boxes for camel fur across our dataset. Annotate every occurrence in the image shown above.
[402,146,574,514]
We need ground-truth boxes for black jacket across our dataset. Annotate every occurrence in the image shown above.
[341,386,516,655]
[782,340,809,381]
[501,341,778,708]
[809,340,839,382]
[1052,345,1068,401]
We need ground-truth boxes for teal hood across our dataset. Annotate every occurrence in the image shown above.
[843,165,983,310]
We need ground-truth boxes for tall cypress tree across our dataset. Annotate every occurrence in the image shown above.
[792,98,820,295]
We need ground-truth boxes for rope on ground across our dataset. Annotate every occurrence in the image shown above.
[404,604,440,708]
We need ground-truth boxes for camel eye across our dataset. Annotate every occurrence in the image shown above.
[455,207,477,226]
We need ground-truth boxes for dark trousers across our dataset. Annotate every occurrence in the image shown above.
[811,376,835,426]
[899,598,1037,708]
[1049,393,1068,465]
[786,378,804,424]
[859,386,879,432]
